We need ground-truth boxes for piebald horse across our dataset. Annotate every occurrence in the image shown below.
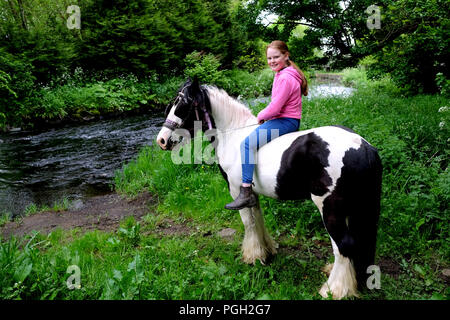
[156,79,382,299]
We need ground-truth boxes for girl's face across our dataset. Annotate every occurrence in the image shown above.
[267,47,289,72]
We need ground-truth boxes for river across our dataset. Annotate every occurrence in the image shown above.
[0,114,164,217]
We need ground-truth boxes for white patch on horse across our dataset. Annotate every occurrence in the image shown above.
[156,105,182,149]
[167,105,183,126]
[319,239,358,299]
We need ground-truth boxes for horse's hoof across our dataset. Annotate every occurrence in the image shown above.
[319,280,359,300]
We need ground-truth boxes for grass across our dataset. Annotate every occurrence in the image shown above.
[0,71,449,300]
[24,197,72,217]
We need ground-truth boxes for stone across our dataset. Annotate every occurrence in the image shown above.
[218,228,236,239]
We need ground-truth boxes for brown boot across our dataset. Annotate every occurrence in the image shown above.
[225,186,257,210]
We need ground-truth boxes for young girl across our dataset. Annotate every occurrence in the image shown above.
[225,40,308,210]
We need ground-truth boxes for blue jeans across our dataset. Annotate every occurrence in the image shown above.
[240,117,300,184]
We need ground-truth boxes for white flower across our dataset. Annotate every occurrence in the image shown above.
[438,106,448,113]
[439,121,445,128]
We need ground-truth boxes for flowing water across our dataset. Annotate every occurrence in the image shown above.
[0,114,164,217]
[0,84,354,217]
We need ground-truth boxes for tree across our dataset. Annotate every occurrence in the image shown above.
[76,0,239,77]
[365,0,450,94]
[245,0,449,93]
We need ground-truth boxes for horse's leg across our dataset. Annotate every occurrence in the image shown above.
[319,238,359,299]
[231,188,277,264]
[312,194,359,299]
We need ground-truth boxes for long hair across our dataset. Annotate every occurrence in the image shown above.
[267,40,309,96]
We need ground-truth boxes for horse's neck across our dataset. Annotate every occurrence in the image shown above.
[206,87,258,168]
[206,87,256,131]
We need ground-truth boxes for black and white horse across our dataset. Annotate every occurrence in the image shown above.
[156,79,382,299]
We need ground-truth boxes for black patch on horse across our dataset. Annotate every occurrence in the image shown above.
[321,139,382,287]
[275,132,332,200]
[218,164,230,191]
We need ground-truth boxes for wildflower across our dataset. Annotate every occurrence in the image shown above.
[438,106,448,112]
[439,121,445,128]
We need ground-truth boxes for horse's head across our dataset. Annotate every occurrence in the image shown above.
[156,78,214,150]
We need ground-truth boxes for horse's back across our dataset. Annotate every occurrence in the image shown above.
[254,126,380,200]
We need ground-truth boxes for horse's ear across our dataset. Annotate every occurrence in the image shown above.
[191,76,200,93]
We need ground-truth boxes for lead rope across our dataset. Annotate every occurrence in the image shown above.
[214,123,260,135]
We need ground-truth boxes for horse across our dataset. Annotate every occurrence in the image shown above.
[156,78,382,299]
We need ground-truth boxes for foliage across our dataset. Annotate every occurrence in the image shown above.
[365,0,450,94]
[220,68,274,98]
[26,74,157,125]
[435,73,450,98]
[248,0,380,67]
[183,50,274,97]
[184,51,225,85]
[0,0,272,129]
[244,0,449,93]
[0,65,275,130]
[0,0,244,80]
[341,67,369,88]
[0,50,37,128]
[0,70,16,127]
[76,0,233,75]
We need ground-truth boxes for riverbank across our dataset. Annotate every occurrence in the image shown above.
[0,112,164,217]
[0,192,154,238]
[0,68,275,132]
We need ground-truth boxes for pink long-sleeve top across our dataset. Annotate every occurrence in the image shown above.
[257,66,303,122]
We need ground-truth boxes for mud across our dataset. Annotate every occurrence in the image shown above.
[0,192,154,239]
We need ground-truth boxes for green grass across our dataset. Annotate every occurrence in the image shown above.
[1,74,449,300]
[24,197,72,217]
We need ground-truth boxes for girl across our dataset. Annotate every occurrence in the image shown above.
[225,40,308,210]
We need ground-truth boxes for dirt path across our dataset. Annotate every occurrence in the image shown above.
[0,192,155,239]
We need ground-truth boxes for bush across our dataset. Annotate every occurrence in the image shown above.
[184,51,225,85]
[220,68,274,98]
[341,67,369,88]
[0,51,37,129]
[183,50,274,98]
[436,73,450,98]
[33,75,156,122]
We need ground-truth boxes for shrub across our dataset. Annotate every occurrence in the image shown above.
[184,51,225,85]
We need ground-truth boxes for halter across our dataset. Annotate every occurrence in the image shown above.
[163,86,213,131]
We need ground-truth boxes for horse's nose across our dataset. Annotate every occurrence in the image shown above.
[157,127,173,150]
[157,136,167,150]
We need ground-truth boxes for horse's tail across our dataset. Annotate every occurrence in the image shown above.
[346,141,382,288]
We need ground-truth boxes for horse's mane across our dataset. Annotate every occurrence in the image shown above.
[204,86,256,128]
